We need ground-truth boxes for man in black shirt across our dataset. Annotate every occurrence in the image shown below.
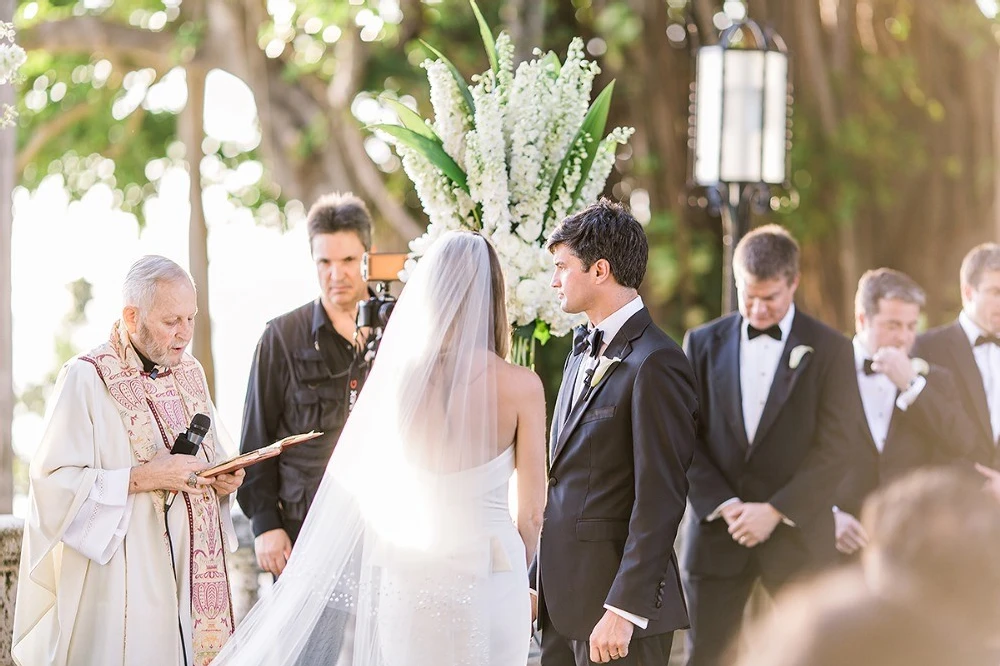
[238,192,373,577]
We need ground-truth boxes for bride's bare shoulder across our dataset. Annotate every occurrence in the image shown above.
[495,357,544,399]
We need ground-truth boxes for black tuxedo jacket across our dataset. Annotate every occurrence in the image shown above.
[681,309,856,582]
[914,321,999,468]
[534,307,698,641]
[836,365,978,517]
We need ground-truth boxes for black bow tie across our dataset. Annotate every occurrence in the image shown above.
[572,325,603,358]
[862,359,878,376]
[747,324,782,341]
[976,335,1000,348]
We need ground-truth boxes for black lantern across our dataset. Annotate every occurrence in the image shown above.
[688,16,792,313]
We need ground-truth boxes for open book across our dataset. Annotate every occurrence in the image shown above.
[198,431,324,478]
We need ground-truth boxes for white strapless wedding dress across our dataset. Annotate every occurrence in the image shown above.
[375,445,529,666]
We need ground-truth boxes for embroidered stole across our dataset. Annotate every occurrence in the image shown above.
[80,321,233,665]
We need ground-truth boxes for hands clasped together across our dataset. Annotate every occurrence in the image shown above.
[722,501,783,549]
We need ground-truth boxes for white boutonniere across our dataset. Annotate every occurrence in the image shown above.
[587,356,622,389]
[789,345,814,370]
[910,357,930,376]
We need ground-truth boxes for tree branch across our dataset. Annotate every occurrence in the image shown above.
[335,115,424,243]
[16,102,92,173]
[19,17,175,69]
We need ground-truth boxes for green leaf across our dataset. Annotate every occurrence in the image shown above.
[539,51,562,77]
[469,0,499,75]
[547,80,616,217]
[370,124,469,192]
[571,81,616,205]
[533,320,552,345]
[418,39,476,118]
[380,97,438,142]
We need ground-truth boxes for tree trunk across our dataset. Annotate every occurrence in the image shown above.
[994,46,1000,243]
[180,64,215,395]
[0,0,15,513]
[503,0,545,65]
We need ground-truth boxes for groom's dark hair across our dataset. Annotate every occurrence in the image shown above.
[546,198,647,290]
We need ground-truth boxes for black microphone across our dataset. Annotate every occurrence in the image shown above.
[170,413,211,456]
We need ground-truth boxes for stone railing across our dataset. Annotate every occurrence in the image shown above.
[0,516,21,666]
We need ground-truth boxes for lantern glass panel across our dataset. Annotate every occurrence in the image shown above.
[720,49,765,183]
[694,45,723,186]
[761,51,788,185]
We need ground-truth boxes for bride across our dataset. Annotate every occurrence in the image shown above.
[213,231,547,666]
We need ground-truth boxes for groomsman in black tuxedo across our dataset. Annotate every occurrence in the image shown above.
[833,269,978,556]
[532,199,698,666]
[915,243,1000,469]
[681,225,856,666]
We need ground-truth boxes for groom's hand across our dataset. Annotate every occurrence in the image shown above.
[255,528,292,576]
[589,610,633,663]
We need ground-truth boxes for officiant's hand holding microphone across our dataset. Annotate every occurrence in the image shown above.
[167,413,245,497]
[128,449,212,495]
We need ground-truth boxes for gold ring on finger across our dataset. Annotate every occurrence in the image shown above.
[186,472,198,488]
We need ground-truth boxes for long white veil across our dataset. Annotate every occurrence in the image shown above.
[213,231,504,665]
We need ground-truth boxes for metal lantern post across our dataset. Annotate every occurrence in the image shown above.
[688,17,792,313]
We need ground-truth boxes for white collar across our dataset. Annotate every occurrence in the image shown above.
[959,309,988,347]
[742,303,796,343]
[592,296,644,349]
[852,335,874,372]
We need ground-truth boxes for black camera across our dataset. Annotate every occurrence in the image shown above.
[356,252,407,332]
[356,289,395,330]
[348,252,408,413]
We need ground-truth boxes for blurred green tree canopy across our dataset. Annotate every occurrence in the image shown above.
[10,0,1000,408]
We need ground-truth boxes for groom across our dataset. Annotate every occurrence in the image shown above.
[533,199,698,665]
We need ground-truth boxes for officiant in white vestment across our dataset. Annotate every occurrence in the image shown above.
[13,256,245,666]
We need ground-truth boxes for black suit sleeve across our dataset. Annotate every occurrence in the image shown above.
[237,324,288,537]
[604,347,697,619]
[682,330,739,518]
[906,366,981,462]
[769,335,854,526]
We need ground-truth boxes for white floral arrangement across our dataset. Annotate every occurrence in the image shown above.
[373,1,633,364]
[0,22,24,128]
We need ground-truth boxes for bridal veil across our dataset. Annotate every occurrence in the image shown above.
[212,231,508,666]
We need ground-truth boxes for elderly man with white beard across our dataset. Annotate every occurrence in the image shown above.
[13,255,244,666]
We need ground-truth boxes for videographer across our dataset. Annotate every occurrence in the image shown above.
[238,191,373,577]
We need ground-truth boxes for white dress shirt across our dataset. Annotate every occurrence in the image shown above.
[571,296,645,405]
[960,310,1000,443]
[708,306,796,524]
[740,305,796,443]
[854,337,895,453]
